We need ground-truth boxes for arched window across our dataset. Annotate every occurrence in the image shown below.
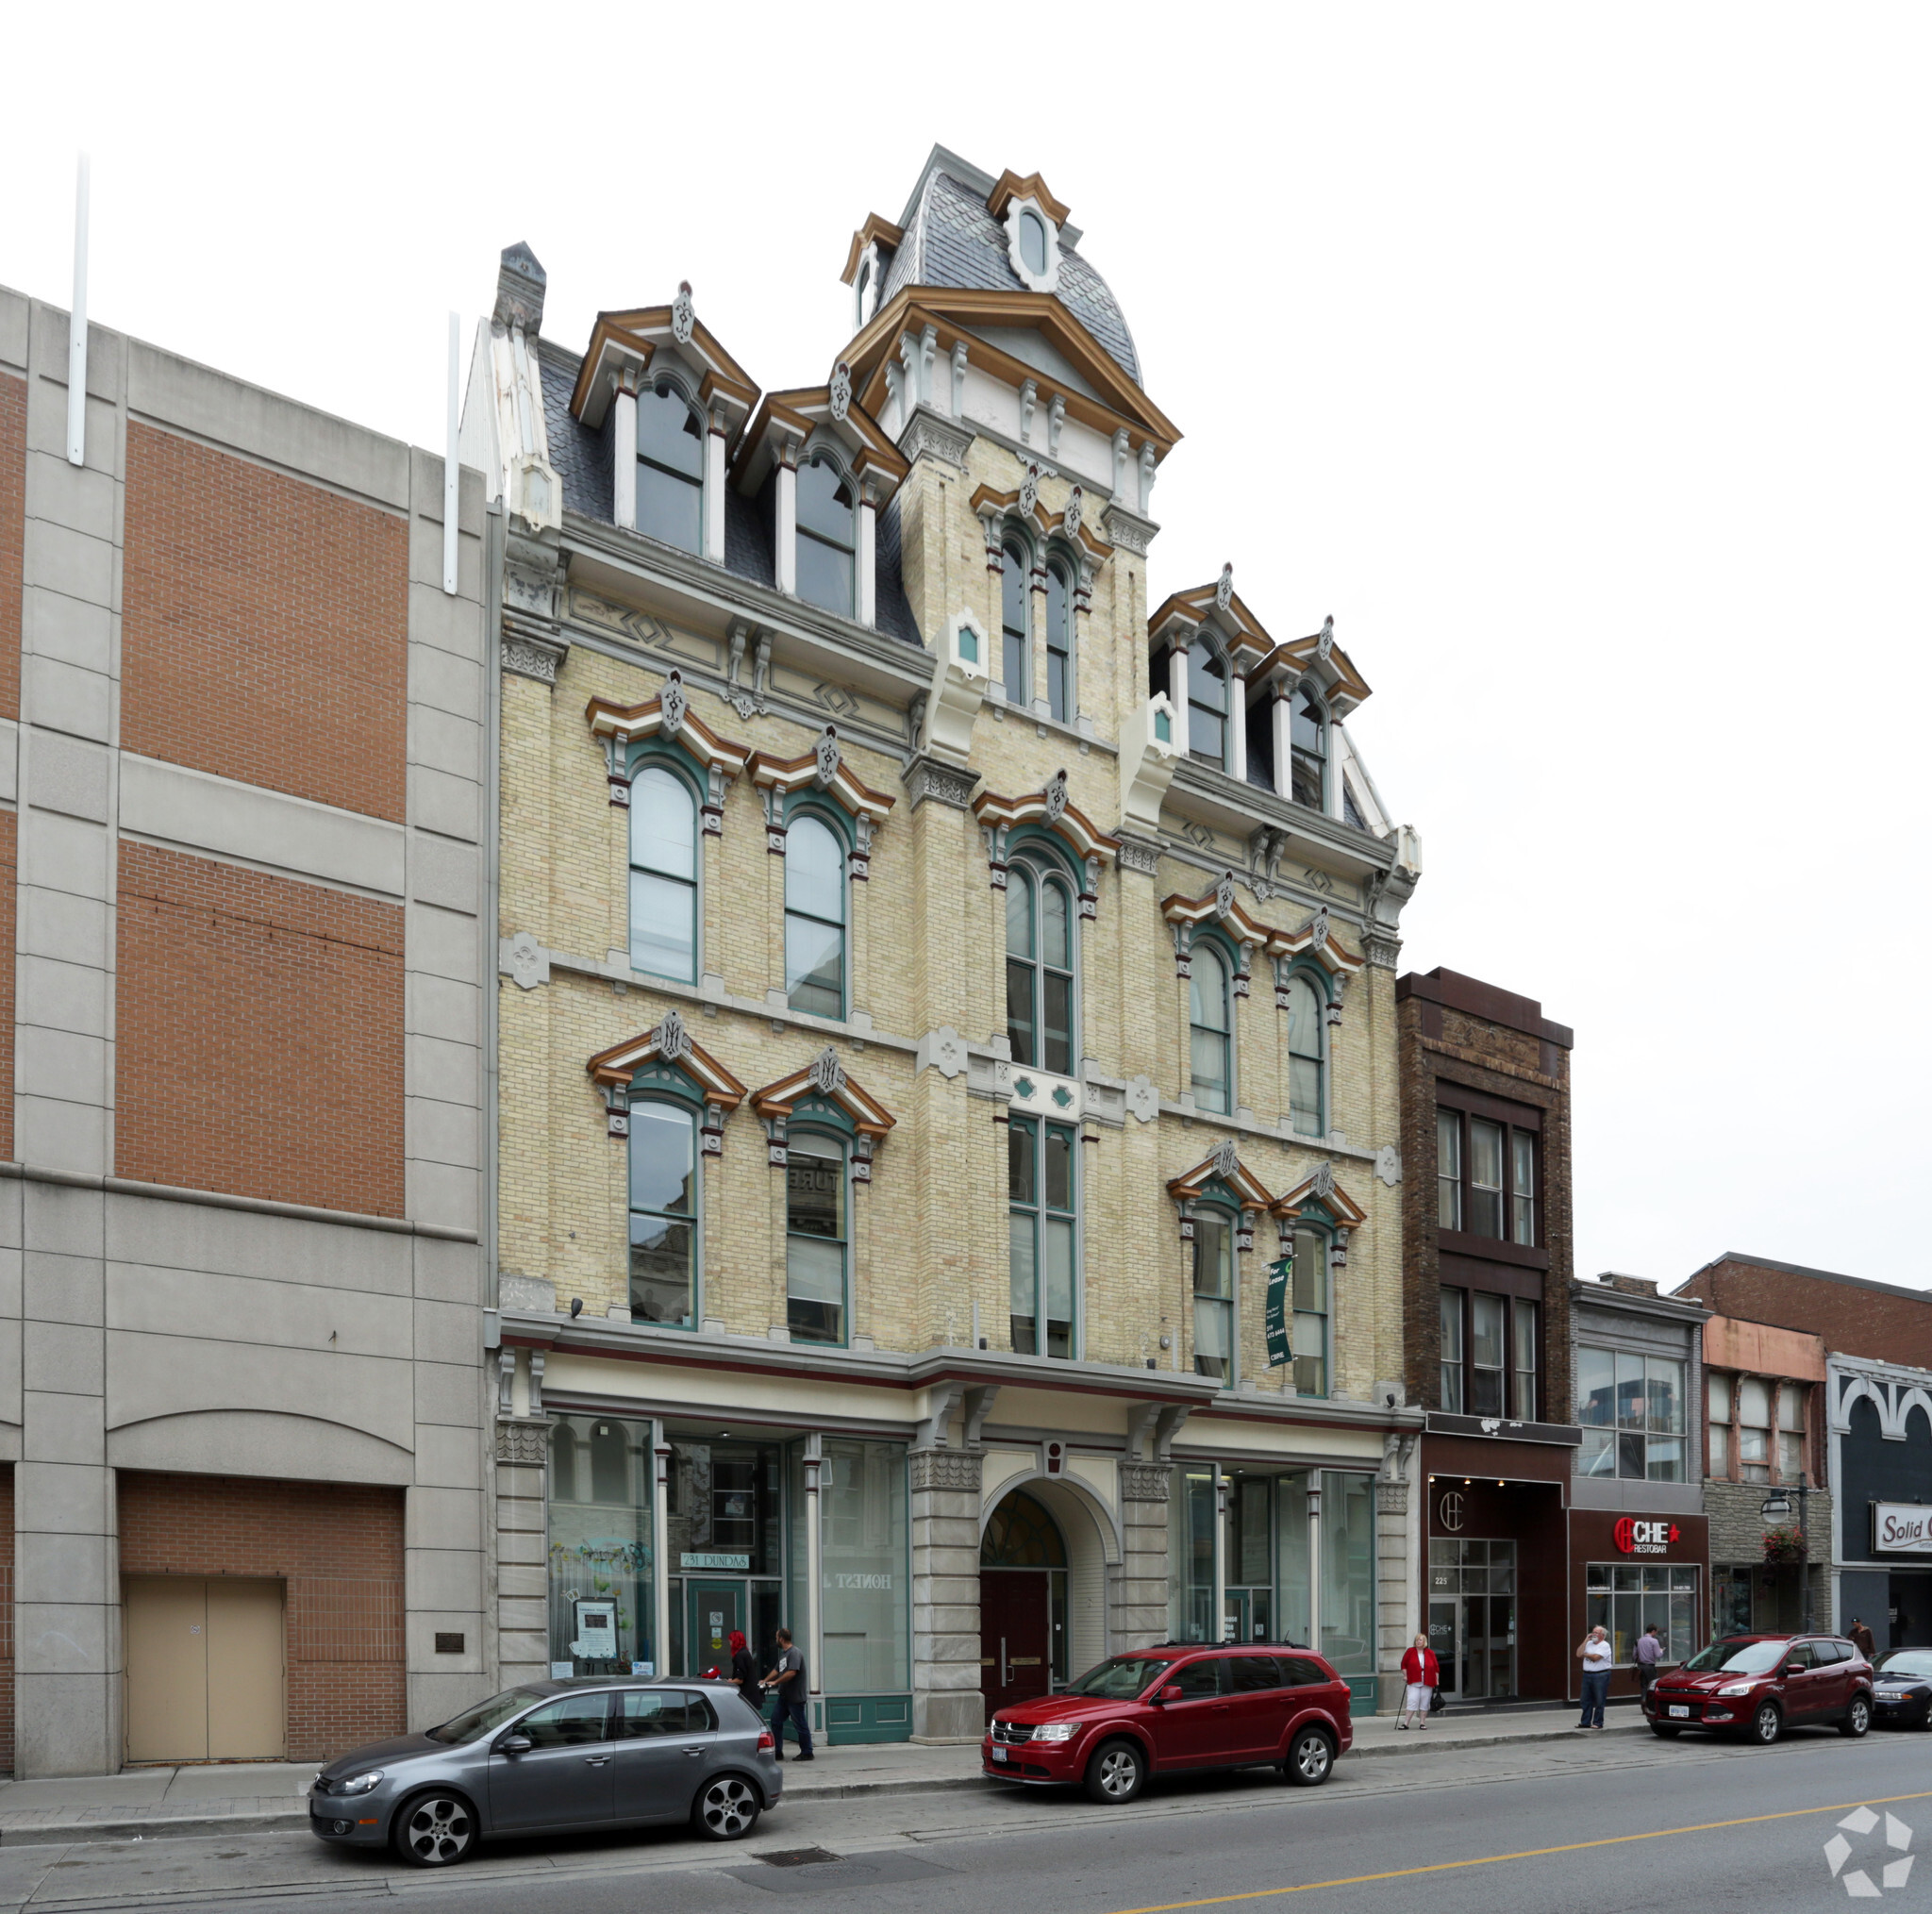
[784,813,845,1019]
[1291,1225,1328,1397]
[1285,972,1324,1139]
[1045,558,1073,724]
[636,376,704,554]
[628,1100,696,1329]
[797,452,857,616]
[1001,539,1030,699]
[590,1421,629,1504]
[786,1132,847,1345]
[1008,1110,1075,1358]
[628,765,696,983]
[1189,944,1233,1114]
[981,1490,1067,1566]
[1017,209,1049,279]
[1192,1207,1235,1383]
[1190,649,1228,769]
[1005,856,1074,1075]
[1291,688,1326,809]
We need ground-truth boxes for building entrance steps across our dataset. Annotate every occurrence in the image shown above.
[0,1707,1648,1846]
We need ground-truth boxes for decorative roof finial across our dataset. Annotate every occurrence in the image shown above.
[1316,614,1335,663]
[828,360,853,423]
[1215,563,1234,613]
[672,280,695,346]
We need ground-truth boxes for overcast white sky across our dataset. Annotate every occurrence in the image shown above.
[6,4,1927,1291]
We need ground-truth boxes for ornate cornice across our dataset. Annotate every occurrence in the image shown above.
[899,408,974,470]
[503,632,565,686]
[910,1448,984,1493]
[1102,501,1157,557]
[1120,1461,1174,1504]
[902,752,980,811]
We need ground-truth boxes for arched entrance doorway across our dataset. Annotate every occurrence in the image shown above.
[981,1490,1068,1712]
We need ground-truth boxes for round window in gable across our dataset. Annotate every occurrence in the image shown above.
[1019,208,1048,277]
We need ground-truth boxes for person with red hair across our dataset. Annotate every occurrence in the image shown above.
[728,1629,759,1708]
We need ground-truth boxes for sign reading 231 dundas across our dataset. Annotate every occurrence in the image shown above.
[1874,1504,1932,1553]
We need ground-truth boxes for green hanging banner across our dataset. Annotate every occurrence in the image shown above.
[1264,1246,1294,1368]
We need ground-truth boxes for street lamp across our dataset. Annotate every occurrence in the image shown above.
[1761,1483,1812,1631]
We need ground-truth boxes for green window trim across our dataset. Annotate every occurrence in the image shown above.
[1008,1112,1077,1358]
[784,807,847,1020]
[785,1129,848,1346]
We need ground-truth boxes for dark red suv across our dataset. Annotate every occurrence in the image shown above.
[1644,1633,1874,1744]
[982,1645,1352,1804]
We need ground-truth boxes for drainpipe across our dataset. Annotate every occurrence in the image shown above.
[653,1424,673,1675]
[805,1435,824,1734]
[1307,1478,1324,1655]
[1212,1466,1228,1642]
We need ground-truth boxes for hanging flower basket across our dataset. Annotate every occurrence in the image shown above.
[1762,1524,1807,1563]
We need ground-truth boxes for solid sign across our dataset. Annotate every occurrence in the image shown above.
[680,1553,752,1571]
[1874,1505,1932,1553]
[1614,1518,1682,1556]
[1263,1252,1294,1368]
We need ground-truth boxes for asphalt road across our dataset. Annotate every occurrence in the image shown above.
[9,1723,1932,1913]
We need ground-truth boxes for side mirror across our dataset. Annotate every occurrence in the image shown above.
[1155,1684,1183,1705]
[497,1734,534,1755]
[1783,1664,1805,1680]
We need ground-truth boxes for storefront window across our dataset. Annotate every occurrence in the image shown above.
[1585,1563,1700,1664]
[1169,1471,1216,1641]
[1321,1472,1375,1676]
[1277,1473,1311,1645]
[547,1414,656,1676]
[820,1440,908,1691]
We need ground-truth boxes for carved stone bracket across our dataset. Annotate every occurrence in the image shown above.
[910,1448,984,1494]
[495,1417,551,1465]
[903,752,980,812]
[503,633,567,685]
[1102,502,1158,557]
[1363,926,1403,970]
[1114,834,1162,876]
[1374,1480,1408,1516]
[1120,1461,1174,1504]
[901,408,973,470]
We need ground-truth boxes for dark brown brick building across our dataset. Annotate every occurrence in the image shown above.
[1676,1256,1932,1372]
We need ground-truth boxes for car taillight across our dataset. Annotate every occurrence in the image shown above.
[758,1730,775,1752]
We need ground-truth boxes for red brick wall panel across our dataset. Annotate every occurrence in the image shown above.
[121,424,407,820]
[118,1473,406,1762]
[1685,1257,1932,1372]
[116,840,403,1214]
[0,373,21,722]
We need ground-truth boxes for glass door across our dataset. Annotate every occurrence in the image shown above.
[686,1580,744,1677]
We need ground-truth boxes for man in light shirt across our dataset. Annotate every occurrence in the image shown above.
[1634,1623,1663,1703]
[1576,1625,1614,1730]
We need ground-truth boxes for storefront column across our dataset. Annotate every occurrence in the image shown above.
[1115,1464,1174,1650]
[1212,1467,1229,1641]
[910,1448,984,1742]
[804,1435,824,1733]
[1374,1444,1413,1713]
[1307,1479,1324,1650]
[651,1424,672,1678]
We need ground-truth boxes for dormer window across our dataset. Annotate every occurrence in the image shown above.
[854,258,872,328]
[1018,209,1048,278]
[1189,651,1228,769]
[796,452,857,617]
[637,376,705,555]
[1291,688,1326,808]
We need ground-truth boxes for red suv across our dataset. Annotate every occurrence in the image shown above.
[982,1645,1352,1804]
[1644,1633,1874,1745]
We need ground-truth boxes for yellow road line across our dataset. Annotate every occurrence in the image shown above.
[1105,1788,1932,1911]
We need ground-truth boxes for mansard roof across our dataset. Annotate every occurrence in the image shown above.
[868,150,1141,384]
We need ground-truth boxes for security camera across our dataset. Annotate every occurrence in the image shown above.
[1384,1390,1398,1408]
[570,1298,584,1319]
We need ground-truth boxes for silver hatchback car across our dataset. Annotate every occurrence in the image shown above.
[309,1677,781,1866]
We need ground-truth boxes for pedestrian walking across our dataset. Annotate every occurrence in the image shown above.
[1851,1617,1876,1660]
[729,1629,760,1711]
[1634,1623,1663,1702]
[762,1626,814,1760]
[1398,1632,1441,1730]
[1576,1624,1613,1730]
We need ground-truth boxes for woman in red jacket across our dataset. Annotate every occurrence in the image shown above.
[1399,1632,1440,1729]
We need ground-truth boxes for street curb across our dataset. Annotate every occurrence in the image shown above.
[0,1725,1652,1847]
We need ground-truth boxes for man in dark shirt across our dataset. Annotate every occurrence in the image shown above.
[1852,1618,1876,1659]
[763,1627,814,1761]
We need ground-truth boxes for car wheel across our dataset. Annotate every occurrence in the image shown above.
[1084,1739,1145,1806]
[1751,1702,1782,1746]
[391,1789,477,1867]
[1649,1723,1681,1739]
[1284,1728,1334,1787]
[1840,1696,1872,1739]
[691,1773,762,1841]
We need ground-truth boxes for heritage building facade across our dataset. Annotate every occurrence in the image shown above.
[467,149,1425,1739]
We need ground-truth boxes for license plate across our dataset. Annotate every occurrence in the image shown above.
[991,1745,1008,1761]
[1669,1706,1689,1718]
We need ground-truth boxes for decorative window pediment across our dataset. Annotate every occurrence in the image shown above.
[571,293,759,452]
[1149,574,1275,682]
[974,771,1119,915]
[586,671,750,829]
[969,480,1110,567]
[587,1008,748,1153]
[751,1046,896,1180]
[1273,1160,1367,1230]
[733,387,908,504]
[1267,907,1365,986]
[1161,880,1364,996]
[746,725,896,874]
[1167,1138,1274,1213]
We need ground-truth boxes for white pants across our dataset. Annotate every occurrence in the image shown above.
[1404,1683,1433,1712]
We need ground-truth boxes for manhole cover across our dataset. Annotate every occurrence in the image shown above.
[757,1848,843,1868]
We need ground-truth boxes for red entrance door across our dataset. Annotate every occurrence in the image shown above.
[981,1571,1052,1713]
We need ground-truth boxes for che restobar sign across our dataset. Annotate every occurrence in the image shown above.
[1873,1505,1932,1554]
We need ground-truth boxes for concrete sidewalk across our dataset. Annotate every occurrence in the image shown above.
[0,1706,1649,1847]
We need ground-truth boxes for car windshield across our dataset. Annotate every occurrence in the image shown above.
[1060,1656,1178,1699]
[1877,1652,1932,1680]
[425,1688,548,1744]
[1682,1639,1790,1675]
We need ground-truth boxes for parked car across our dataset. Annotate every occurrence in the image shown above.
[982,1644,1352,1804]
[1872,1650,1932,1730]
[309,1677,779,1867]
[1643,1634,1873,1745]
